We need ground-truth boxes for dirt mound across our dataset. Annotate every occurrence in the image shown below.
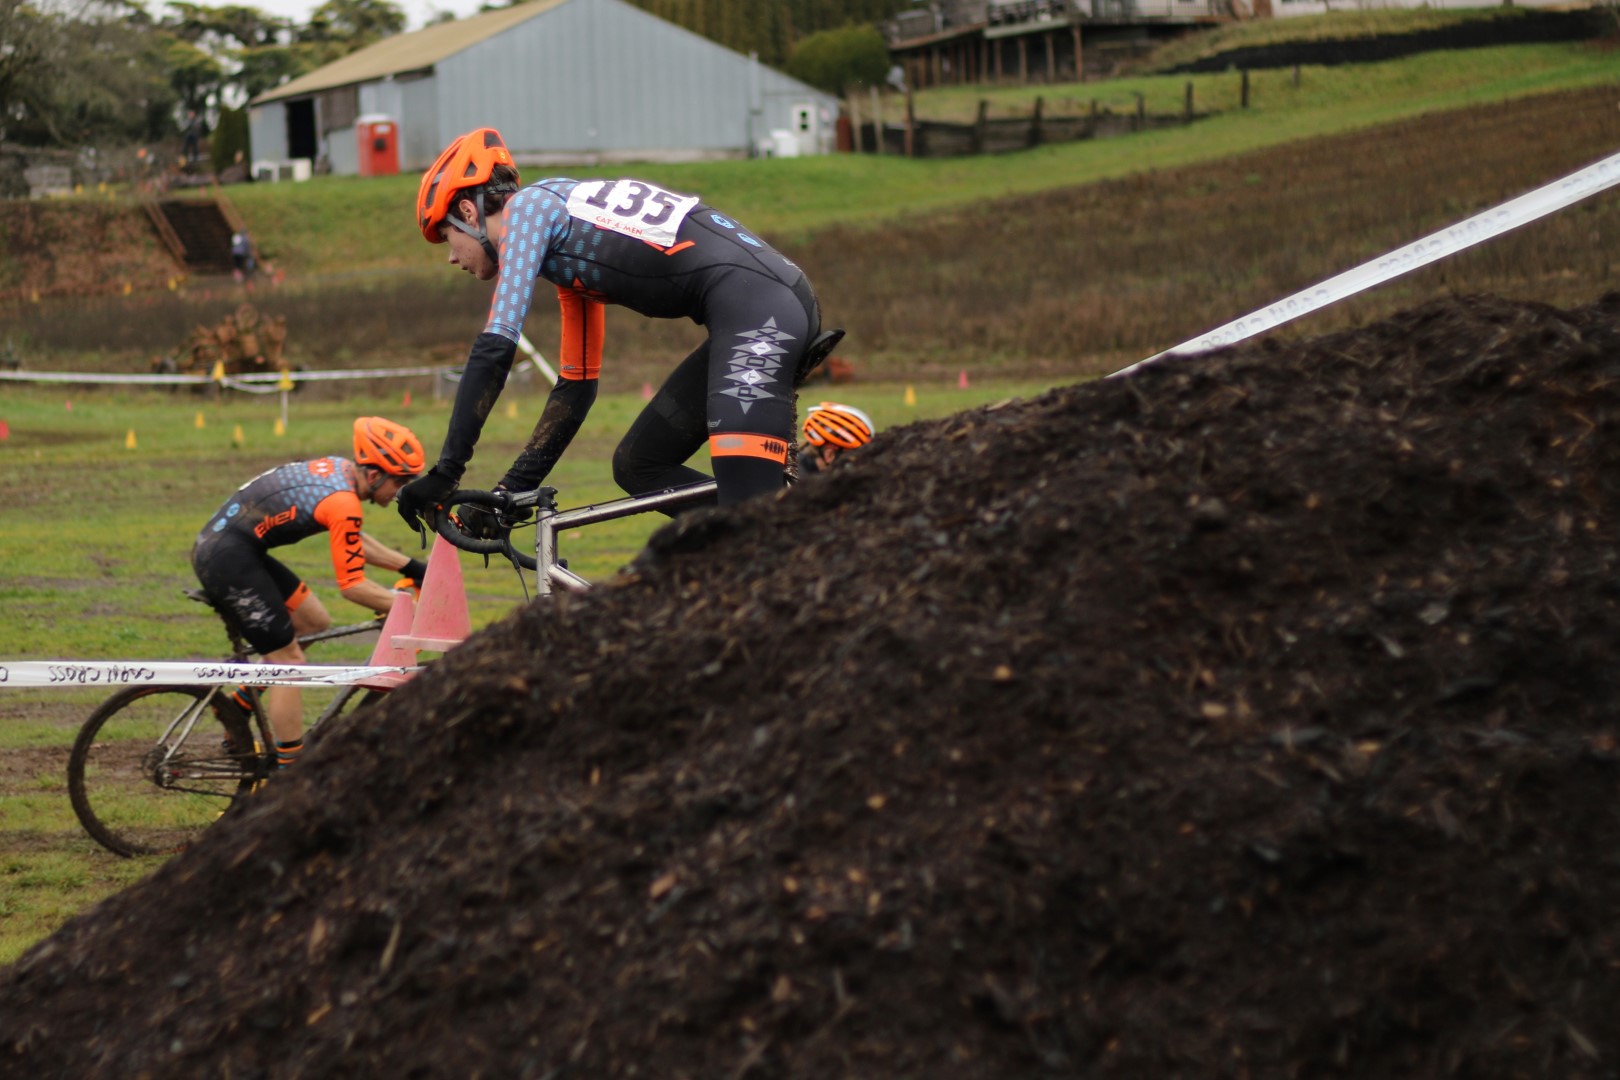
[6,292,1620,1078]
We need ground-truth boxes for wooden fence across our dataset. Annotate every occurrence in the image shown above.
[845,88,1207,158]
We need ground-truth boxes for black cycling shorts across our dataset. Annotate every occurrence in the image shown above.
[191,537,306,655]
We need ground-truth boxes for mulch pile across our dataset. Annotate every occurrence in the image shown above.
[6,292,1620,1079]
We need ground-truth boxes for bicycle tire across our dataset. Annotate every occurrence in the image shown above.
[67,685,267,857]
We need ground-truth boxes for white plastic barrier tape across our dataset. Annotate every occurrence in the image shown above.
[0,660,419,688]
[0,364,448,386]
[0,355,557,389]
[1111,147,1620,379]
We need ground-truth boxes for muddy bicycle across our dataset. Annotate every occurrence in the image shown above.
[434,478,719,596]
[67,480,718,857]
[66,591,389,857]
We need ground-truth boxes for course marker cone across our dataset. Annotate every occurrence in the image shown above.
[642,382,654,401]
[0,419,10,441]
[402,389,413,408]
[195,412,206,429]
[125,429,137,450]
[64,400,72,412]
[505,400,518,419]
[394,534,471,651]
[958,370,970,390]
[232,424,245,447]
[357,592,419,689]
[904,385,917,407]
[211,360,226,382]
[274,417,286,437]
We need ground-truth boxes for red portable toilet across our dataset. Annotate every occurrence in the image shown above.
[356,115,399,177]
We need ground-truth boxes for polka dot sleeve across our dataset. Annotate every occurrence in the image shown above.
[484,184,573,343]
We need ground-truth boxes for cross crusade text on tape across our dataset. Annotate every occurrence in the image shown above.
[0,661,419,688]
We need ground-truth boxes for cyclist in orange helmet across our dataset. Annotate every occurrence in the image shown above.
[191,417,429,769]
[797,401,876,476]
[397,127,843,534]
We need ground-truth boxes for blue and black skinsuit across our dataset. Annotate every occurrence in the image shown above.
[435,177,825,506]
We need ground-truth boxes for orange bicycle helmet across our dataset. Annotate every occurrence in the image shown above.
[802,402,875,451]
[353,416,426,477]
[417,127,519,247]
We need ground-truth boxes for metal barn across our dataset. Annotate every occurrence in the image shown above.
[248,0,840,178]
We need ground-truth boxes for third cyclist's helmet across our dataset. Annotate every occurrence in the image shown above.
[416,127,519,244]
[802,402,875,450]
[353,416,425,477]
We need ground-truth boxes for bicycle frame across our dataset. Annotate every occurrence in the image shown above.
[441,480,718,596]
[530,480,717,596]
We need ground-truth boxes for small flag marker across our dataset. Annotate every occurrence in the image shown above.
[904,385,917,407]
[125,429,137,449]
[211,360,226,382]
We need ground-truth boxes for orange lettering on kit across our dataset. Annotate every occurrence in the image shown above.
[253,507,297,538]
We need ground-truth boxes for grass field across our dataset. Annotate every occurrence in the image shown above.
[225,42,1620,275]
[0,375,1060,963]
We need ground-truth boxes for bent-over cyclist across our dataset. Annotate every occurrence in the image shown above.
[396,127,842,535]
[191,416,428,768]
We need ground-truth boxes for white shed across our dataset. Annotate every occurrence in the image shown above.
[248,0,840,178]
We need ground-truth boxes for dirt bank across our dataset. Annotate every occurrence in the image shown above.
[4,291,1620,1078]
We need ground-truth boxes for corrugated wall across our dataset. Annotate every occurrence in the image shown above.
[433,0,836,161]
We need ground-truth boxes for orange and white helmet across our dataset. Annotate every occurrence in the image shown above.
[802,402,875,451]
[353,416,426,477]
[416,127,519,247]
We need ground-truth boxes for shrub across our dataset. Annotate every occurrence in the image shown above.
[785,24,890,96]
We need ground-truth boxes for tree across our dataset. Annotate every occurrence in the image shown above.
[3,1,178,146]
[164,35,227,114]
[785,23,890,96]
[302,0,405,47]
[210,103,249,171]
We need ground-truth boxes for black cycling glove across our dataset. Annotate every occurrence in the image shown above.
[396,466,458,532]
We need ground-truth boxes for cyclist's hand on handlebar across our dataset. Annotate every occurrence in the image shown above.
[396,467,458,533]
[456,486,534,540]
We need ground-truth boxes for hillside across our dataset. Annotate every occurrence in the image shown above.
[4,287,1620,1076]
[7,80,1620,387]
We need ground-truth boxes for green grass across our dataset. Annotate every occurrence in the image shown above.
[199,42,1617,277]
[1133,5,1571,71]
[0,374,1058,961]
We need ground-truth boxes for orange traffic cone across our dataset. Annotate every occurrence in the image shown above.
[357,591,420,690]
[394,534,471,652]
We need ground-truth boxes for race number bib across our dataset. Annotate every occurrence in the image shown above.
[566,180,700,247]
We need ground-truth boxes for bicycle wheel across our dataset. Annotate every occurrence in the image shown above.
[67,685,266,857]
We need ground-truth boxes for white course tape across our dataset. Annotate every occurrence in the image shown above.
[0,364,449,387]
[1111,147,1620,379]
[0,660,419,689]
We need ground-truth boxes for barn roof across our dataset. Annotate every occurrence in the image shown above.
[252,0,568,105]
